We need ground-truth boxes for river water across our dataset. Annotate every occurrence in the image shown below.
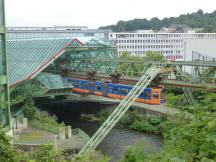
[44,102,163,162]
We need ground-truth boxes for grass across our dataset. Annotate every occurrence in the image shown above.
[17,129,54,144]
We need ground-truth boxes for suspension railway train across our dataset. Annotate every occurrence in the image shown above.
[65,78,166,105]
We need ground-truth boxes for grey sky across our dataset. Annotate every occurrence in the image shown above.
[6,0,216,28]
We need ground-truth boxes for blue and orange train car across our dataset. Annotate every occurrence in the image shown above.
[65,78,166,105]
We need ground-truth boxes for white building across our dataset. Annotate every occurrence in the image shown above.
[7,26,111,41]
[109,30,216,60]
[184,38,216,61]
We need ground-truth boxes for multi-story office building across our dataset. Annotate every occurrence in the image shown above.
[7,26,111,41]
[0,0,11,128]
[109,30,216,60]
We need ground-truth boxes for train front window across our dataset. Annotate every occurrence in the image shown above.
[144,91,151,99]
[153,92,159,99]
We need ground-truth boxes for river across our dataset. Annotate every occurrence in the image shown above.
[43,102,163,162]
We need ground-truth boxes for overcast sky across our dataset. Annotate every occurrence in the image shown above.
[6,0,216,28]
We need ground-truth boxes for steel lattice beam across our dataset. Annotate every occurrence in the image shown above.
[0,0,11,129]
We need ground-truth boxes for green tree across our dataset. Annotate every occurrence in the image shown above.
[23,94,37,120]
[0,124,21,162]
[118,51,146,76]
[145,51,165,61]
[100,9,216,32]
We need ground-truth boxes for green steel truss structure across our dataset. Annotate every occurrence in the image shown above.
[174,66,197,105]
[71,57,216,87]
[8,37,116,107]
[77,57,216,155]
[0,0,11,128]
[46,39,116,75]
[78,66,162,156]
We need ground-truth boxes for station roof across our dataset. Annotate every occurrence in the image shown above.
[37,73,73,89]
[8,37,110,87]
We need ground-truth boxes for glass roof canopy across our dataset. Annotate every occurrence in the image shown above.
[7,37,116,87]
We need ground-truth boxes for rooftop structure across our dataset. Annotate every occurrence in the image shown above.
[7,26,111,41]
[8,26,88,31]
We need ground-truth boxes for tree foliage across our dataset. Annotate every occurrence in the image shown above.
[0,125,20,162]
[100,9,216,32]
[145,51,165,61]
[121,92,216,162]
[23,94,37,120]
[118,51,164,76]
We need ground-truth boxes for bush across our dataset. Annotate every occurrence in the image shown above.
[97,111,110,122]
[72,151,110,162]
[31,144,65,162]
[0,124,21,162]
[120,139,156,162]
[129,119,157,134]
[167,93,187,108]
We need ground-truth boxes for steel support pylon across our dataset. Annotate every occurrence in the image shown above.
[78,66,161,156]
[0,0,11,129]
[174,66,196,106]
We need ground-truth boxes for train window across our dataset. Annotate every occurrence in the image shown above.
[72,82,79,87]
[144,91,151,99]
[109,87,115,93]
[81,83,88,89]
[96,85,101,91]
[121,88,129,95]
[114,87,120,94]
[153,92,159,99]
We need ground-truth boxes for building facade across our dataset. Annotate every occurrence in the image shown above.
[0,0,11,128]
[109,30,216,60]
[7,26,111,41]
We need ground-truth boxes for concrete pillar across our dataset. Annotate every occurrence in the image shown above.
[66,126,72,139]
[58,127,65,140]
[22,118,28,129]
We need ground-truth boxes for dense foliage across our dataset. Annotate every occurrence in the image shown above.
[120,93,216,162]
[31,145,65,162]
[100,9,216,32]
[23,95,65,133]
[0,125,20,162]
[96,109,164,135]
[118,51,164,76]
[23,95,37,120]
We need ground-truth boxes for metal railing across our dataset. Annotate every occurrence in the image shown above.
[72,128,90,141]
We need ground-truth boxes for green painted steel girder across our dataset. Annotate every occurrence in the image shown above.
[0,25,5,33]
[77,58,216,67]
[0,75,7,85]
[0,0,11,129]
